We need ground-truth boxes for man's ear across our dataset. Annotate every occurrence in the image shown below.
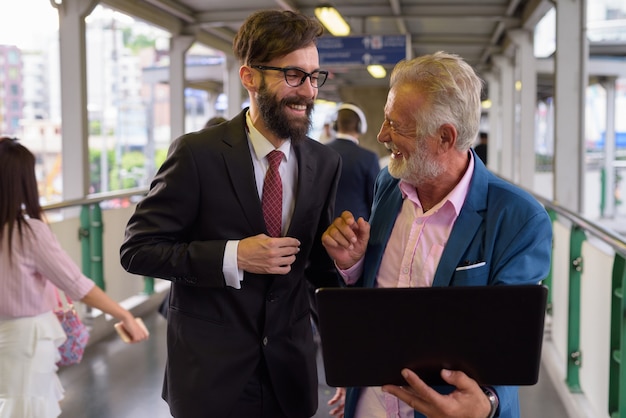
[438,123,458,151]
[240,66,257,92]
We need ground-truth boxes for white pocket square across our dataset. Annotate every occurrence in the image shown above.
[455,261,486,271]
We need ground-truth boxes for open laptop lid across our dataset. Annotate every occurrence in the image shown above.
[314,285,548,387]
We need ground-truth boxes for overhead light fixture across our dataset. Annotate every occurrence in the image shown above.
[315,5,350,36]
[367,65,386,79]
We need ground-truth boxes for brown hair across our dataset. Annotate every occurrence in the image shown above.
[233,9,324,66]
[0,137,44,261]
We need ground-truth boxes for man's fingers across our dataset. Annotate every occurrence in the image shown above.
[440,369,472,388]
[400,368,432,393]
[326,223,356,247]
[382,369,435,410]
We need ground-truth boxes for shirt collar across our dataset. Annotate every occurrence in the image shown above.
[399,150,475,215]
[246,111,292,161]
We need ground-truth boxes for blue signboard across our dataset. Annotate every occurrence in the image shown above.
[317,35,407,66]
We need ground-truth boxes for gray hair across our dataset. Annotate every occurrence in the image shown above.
[389,51,484,150]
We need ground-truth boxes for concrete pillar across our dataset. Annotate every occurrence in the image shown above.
[170,35,194,139]
[226,56,244,118]
[484,71,502,174]
[553,0,587,213]
[509,29,538,189]
[54,0,98,199]
[492,55,515,181]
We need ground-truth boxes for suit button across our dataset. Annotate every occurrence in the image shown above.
[267,292,276,302]
[262,337,268,346]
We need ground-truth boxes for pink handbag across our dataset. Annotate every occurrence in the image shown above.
[54,289,90,366]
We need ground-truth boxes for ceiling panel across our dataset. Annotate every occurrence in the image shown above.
[104,0,553,101]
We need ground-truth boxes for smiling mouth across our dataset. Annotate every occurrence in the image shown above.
[386,143,403,159]
[288,103,307,112]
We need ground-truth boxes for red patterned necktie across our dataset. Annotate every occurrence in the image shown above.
[262,150,284,237]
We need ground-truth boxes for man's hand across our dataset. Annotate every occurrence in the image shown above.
[328,387,346,417]
[381,369,492,418]
[238,234,300,275]
[321,211,370,270]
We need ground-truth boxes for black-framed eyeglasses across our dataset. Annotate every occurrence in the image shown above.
[251,65,328,88]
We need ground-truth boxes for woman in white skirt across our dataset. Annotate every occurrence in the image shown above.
[0,137,150,418]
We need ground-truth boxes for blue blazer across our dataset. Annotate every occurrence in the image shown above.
[344,151,553,418]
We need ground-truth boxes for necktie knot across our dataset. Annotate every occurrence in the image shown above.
[267,150,283,169]
[262,150,284,237]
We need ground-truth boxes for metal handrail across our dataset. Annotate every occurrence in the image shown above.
[532,193,626,259]
[42,187,149,211]
[42,187,150,290]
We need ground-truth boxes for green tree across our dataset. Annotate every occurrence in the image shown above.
[110,151,146,190]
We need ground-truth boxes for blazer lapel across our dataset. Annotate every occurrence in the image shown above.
[432,156,488,287]
[222,112,266,233]
[363,172,402,288]
[286,140,316,236]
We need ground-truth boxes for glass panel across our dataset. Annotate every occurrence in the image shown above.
[0,0,60,204]
[85,6,171,194]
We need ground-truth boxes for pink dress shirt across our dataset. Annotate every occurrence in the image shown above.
[0,218,95,318]
[340,154,475,418]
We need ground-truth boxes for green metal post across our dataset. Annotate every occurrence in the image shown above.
[90,204,105,290]
[79,205,91,278]
[566,225,585,393]
[143,277,155,295]
[608,254,626,418]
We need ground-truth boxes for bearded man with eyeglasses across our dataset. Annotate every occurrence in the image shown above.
[120,9,342,418]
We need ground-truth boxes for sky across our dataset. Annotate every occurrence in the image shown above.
[0,0,59,49]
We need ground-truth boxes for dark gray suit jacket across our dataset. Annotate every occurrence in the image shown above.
[120,109,341,418]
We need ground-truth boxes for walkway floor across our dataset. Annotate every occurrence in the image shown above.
[58,311,571,417]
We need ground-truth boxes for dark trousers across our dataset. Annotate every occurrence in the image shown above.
[227,361,288,418]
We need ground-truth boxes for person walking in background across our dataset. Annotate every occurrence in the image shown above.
[326,103,380,221]
[0,137,149,418]
[474,131,488,165]
[120,9,341,418]
[321,51,552,418]
[308,103,379,336]
[204,115,227,129]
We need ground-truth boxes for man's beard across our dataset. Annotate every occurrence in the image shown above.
[387,141,444,186]
[257,81,314,142]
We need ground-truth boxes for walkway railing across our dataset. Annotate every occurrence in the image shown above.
[43,185,626,417]
[532,193,626,418]
[43,187,152,295]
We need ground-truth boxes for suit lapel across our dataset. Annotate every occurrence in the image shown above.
[432,156,488,287]
[287,140,316,236]
[222,112,266,233]
[363,172,402,288]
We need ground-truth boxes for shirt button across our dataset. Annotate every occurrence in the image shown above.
[403,267,409,274]
[263,337,268,346]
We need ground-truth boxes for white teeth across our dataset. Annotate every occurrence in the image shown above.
[291,105,306,110]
